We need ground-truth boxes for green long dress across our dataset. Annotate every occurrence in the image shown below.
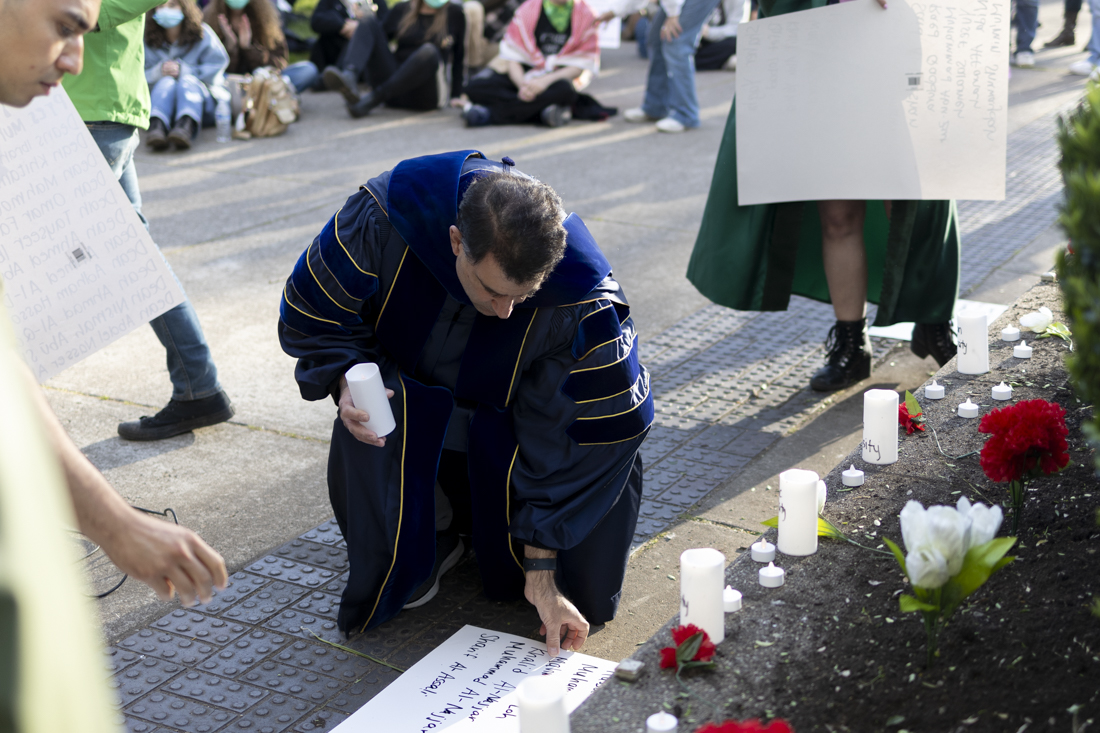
[686,0,960,328]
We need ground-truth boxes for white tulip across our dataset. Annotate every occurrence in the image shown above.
[956,496,1003,547]
[1019,306,1053,333]
[816,480,827,514]
[899,500,971,588]
[924,506,968,575]
[906,546,951,589]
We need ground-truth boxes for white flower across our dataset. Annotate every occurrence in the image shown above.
[816,480,827,514]
[956,496,1003,547]
[1019,306,1053,333]
[899,501,969,588]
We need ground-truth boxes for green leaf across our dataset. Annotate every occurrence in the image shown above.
[941,537,1017,616]
[679,660,716,672]
[818,516,847,539]
[904,390,922,418]
[899,594,937,613]
[1039,322,1073,343]
[886,715,906,726]
[883,537,907,575]
[761,516,778,528]
[676,632,704,666]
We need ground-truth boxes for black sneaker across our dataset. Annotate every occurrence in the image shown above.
[539,103,571,128]
[322,66,361,105]
[403,532,464,609]
[118,390,235,441]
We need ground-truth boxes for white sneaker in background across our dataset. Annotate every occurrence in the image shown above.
[723,54,737,71]
[655,117,686,133]
[1013,51,1035,68]
[624,107,653,122]
[1069,58,1099,76]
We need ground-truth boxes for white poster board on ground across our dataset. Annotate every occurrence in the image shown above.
[0,88,184,382]
[334,625,616,732]
[736,0,1010,205]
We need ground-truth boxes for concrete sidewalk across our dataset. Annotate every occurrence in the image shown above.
[38,0,1090,728]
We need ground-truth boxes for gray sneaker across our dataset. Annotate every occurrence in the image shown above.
[403,533,464,609]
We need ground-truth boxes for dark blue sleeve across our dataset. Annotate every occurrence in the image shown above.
[508,298,654,550]
[278,189,384,402]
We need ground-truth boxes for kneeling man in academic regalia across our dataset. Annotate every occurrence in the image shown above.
[278,151,653,655]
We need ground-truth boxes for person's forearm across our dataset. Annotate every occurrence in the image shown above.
[507,60,526,89]
[96,0,163,30]
[540,65,583,85]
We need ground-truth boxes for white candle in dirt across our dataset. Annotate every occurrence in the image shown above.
[723,586,743,613]
[517,675,570,733]
[957,314,990,374]
[842,464,865,487]
[647,712,679,732]
[992,382,1013,401]
[958,398,979,419]
[345,363,396,437]
[679,548,726,644]
[777,468,819,556]
[862,389,899,465]
[759,562,785,588]
[750,538,775,562]
[1014,341,1033,359]
[924,380,945,400]
[1001,325,1021,341]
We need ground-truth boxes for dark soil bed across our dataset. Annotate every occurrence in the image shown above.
[574,283,1100,733]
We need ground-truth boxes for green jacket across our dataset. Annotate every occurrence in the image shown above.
[62,0,162,128]
[686,0,961,327]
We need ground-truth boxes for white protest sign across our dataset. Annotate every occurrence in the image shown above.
[0,88,184,382]
[736,0,1009,205]
[583,0,624,48]
[335,625,616,732]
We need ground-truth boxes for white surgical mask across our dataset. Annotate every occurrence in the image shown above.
[153,7,185,28]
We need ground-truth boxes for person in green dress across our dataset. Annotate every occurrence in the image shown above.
[686,0,959,392]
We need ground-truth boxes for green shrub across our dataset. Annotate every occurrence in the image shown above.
[1056,81,1100,472]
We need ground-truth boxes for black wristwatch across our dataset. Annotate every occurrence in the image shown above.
[523,557,557,573]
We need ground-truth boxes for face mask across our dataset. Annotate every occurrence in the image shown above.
[153,7,185,28]
[225,0,251,9]
[423,0,449,9]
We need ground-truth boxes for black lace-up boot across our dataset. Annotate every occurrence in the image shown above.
[910,322,958,367]
[810,319,872,392]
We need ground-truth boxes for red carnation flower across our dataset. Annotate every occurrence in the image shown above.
[898,403,925,434]
[695,719,794,733]
[979,399,1069,483]
[658,624,717,670]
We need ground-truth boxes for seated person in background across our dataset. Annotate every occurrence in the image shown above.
[695,0,743,71]
[461,0,598,127]
[321,0,465,118]
[205,0,320,92]
[145,0,230,150]
[309,0,388,79]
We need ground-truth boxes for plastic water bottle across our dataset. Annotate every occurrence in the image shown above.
[215,97,232,143]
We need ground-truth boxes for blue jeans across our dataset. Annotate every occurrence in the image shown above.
[283,61,320,93]
[1089,0,1100,63]
[85,122,221,401]
[642,0,720,127]
[150,74,216,130]
[635,15,650,58]
[1015,0,1039,52]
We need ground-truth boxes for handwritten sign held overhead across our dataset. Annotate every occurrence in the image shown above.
[0,88,184,381]
[736,0,1009,205]
[334,625,616,732]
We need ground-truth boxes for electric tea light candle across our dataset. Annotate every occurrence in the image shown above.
[1001,325,1021,341]
[723,586,742,613]
[680,548,726,644]
[957,313,990,374]
[1014,341,1033,359]
[862,389,899,464]
[647,712,678,732]
[517,675,569,733]
[924,380,945,400]
[992,382,1013,401]
[958,398,979,419]
[842,464,864,487]
[759,562,785,588]
[345,363,396,437]
[750,538,775,562]
[778,468,819,556]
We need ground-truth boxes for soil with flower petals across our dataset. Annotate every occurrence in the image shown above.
[575,283,1100,733]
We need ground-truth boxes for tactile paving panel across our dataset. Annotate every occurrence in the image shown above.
[298,519,343,547]
[126,692,236,733]
[112,657,186,706]
[273,540,349,574]
[196,631,289,679]
[153,611,249,648]
[294,709,348,732]
[163,671,270,713]
[241,662,345,704]
[290,592,341,621]
[192,572,270,616]
[118,628,217,667]
[236,694,313,733]
[246,557,337,589]
[106,646,143,676]
[263,610,343,645]
[223,582,311,625]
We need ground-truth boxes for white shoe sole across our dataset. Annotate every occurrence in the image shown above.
[402,539,464,609]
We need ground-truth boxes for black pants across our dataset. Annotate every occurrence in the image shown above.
[343,17,442,110]
[465,69,578,125]
[437,449,642,625]
[695,36,737,70]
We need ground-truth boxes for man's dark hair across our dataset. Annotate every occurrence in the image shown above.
[457,172,568,287]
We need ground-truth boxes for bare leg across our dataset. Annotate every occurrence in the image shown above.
[817,200,868,321]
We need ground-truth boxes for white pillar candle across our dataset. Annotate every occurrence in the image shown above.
[647,712,678,732]
[957,398,979,419]
[842,464,864,487]
[750,538,775,563]
[1014,341,1033,359]
[924,380,945,400]
[816,480,827,513]
[992,382,1013,401]
[862,390,899,465]
[679,548,725,644]
[1001,325,1021,341]
[517,675,570,733]
[723,586,742,613]
[759,562,785,588]
[956,314,990,374]
[345,363,396,437]
[777,468,819,556]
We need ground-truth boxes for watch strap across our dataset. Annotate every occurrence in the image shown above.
[522,557,557,573]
